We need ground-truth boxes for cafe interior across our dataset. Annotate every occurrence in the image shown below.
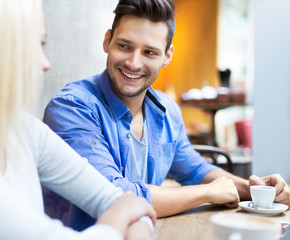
[154,0,253,179]
[42,0,290,239]
[43,0,290,183]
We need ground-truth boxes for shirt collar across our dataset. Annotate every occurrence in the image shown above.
[145,87,166,119]
[98,70,166,121]
[98,70,129,122]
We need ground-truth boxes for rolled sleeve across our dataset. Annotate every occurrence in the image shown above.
[166,99,219,185]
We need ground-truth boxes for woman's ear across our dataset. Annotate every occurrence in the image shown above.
[162,44,174,68]
[103,29,111,53]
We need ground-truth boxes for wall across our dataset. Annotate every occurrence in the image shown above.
[41,0,218,129]
[252,0,290,182]
[155,0,219,94]
[154,0,219,128]
[40,0,118,117]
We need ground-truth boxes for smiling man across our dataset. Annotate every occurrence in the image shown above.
[44,0,290,231]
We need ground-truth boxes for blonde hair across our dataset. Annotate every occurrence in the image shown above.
[0,0,42,147]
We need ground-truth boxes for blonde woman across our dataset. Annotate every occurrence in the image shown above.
[0,0,156,239]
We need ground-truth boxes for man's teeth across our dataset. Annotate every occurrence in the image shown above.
[122,70,142,79]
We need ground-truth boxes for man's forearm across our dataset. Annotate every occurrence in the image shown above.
[149,184,212,218]
[149,171,243,218]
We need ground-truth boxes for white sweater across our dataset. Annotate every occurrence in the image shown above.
[0,113,124,240]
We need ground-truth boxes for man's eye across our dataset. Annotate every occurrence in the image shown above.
[145,50,156,56]
[119,44,129,50]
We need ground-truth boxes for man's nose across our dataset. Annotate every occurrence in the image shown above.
[124,51,143,71]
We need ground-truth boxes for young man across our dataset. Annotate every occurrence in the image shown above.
[44,0,290,229]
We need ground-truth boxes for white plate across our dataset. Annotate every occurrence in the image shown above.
[238,201,288,216]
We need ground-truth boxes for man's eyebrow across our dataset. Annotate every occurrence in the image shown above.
[116,38,162,53]
[144,45,162,54]
[116,38,132,44]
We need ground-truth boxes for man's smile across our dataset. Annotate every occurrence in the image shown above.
[119,68,145,81]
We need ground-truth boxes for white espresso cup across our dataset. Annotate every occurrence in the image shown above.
[250,185,276,209]
[211,213,281,240]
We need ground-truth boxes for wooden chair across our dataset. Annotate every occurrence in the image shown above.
[193,145,233,173]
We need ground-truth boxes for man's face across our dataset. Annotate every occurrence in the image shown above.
[103,14,173,99]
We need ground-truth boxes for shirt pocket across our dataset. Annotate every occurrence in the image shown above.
[162,141,177,157]
[158,141,177,181]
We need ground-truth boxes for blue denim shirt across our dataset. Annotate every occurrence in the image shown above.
[44,70,218,229]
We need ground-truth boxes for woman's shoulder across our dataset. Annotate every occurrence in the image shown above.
[21,111,47,131]
[15,111,50,147]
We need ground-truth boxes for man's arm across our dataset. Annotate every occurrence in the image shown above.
[144,100,239,218]
[149,168,290,218]
[44,95,152,201]
[149,173,240,218]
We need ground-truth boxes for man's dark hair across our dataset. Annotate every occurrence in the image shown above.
[111,0,175,53]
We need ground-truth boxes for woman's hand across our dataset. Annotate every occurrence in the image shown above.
[97,191,156,237]
[126,221,153,240]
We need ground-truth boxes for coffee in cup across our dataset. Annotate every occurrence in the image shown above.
[211,213,281,240]
[249,185,276,209]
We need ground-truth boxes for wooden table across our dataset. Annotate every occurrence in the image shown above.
[154,182,290,240]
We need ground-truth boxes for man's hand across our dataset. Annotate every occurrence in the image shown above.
[206,176,240,207]
[249,174,290,207]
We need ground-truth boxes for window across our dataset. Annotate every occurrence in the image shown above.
[218,0,253,101]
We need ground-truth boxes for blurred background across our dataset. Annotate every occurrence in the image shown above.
[41,0,290,182]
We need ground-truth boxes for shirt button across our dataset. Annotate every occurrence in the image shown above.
[126,113,132,119]
[126,133,131,139]
[91,140,97,145]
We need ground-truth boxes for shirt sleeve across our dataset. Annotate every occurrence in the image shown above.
[43,95,151,202]
[0,175,123,240]
[167,101,219,185]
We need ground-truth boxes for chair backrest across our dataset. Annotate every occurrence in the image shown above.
[193,145,233,173]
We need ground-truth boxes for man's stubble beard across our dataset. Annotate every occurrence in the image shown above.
[107,62,155,98]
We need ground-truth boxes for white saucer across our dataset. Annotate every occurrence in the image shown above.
[238,201,289,216]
